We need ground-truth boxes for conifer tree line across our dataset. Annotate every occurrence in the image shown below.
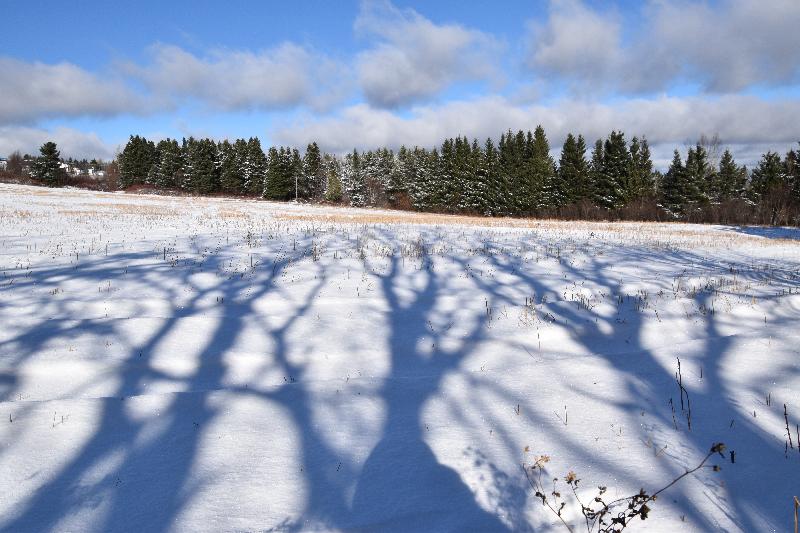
[16,127,800,225]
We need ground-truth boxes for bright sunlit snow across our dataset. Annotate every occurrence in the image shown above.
[0,184,798,532]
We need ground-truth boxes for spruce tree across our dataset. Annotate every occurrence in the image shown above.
[783,145,800,205]
[627,136,655,200]
[483,138,503,215]
[407,147,434,211]
[749,151,785,202]
[182,138,219,194]
[245,138,267,196]
[343,149,366,207]
[588,139,604,207]
[717,149,746,202]
[596,131,630,209]
[264,147,293,200]
[323,153,343,203]
[32,141,64,187]
[660,150,685,215]
[219,140,243,194]
[387,146,410,207]
[529,126,559,210]
[119,135,157,189]
[301,142,323,200]
[558,133,589,205]
[684,144,710,204]
[153,139,183,189]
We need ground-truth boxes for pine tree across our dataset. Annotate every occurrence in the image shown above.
[750,151,791,225]
[749,151,785,202]
[588,139,604,207]
[596,131,630,209]
[146,142,161,186]
[263,147,293,200]
[343,149,366,207]
[219,140,244,194]
[387,146,410,208]
[684,144,710,204]
[460,138,489,214]
[627,136,655,200]
[482,138,504,215]
[244,138,267,196]
[301,142,323,200]
[558,133,589,205]
[152,139,183,189]
[407,147,434,211]
[783,145,800,205]
[323,153,343,203]
[660,150,685,215]
[717,149,746,201]
[182,138,219,194]
[527,126,559,210]
[119,135,157,189]
[32,141,64,187]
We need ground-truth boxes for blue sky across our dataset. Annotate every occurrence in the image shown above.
[1,0,798,167]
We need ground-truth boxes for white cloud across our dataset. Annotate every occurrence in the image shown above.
[0,57,145,125]
[527,0,623,84]
[131,43,349,112]
[355,0,501,107]
[0,126,119,160]
[273,94,800,167]
[527,0,800,93]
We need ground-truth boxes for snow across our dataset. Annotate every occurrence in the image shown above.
[0,183,798,532]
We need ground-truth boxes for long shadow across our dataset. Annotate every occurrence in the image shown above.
[0,241,303,532]
[349,246,509,531]
[475,238,799,530]
[2,222,797,531]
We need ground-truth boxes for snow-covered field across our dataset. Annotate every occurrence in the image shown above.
[0,183,798,532]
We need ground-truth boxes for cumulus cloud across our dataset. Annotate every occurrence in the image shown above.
[355,0,501,108]
[130,43,349,112]
[0,57,145,125]
[273,94,800,166]
[0,126,118,160]
[527,0,800,93]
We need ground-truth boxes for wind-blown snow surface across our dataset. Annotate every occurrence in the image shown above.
[0,184,799,532]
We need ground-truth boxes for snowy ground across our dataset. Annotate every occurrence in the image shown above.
[0,183,798,532]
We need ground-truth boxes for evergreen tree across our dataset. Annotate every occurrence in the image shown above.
[182,138,219,194]
[660,150,685,215]
[526,126,559,210]
[558,133,589,205]
[152,139,183,189]
[146,143,161,185]
[263,147,293,200]
[461,138,490,214]
[684,144,710,204]
[783,145,800,205]
[406,147,434,211]
[748,151,785,202]
[717,149,746,201]
[596,131,630,209]
[387,146,410,207]
[588,139,604,207]
[32,141,64,187]
[301,142,323,200]
[482,138,504,215]
[323,153,343,203]
[627,136,655,200]
[244,138,267,196]
[343,149,366,207]
[219,140,244,194]
[119,135,157,189]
